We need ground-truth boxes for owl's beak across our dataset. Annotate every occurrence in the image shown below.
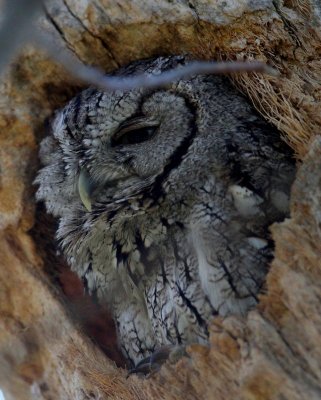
[78,168,93,212]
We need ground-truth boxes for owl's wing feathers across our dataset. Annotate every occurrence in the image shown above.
[189,185,270,316]
[186,117,294,316]
[226,117,295,218]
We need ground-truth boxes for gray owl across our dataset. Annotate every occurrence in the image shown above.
[35,56,295,370]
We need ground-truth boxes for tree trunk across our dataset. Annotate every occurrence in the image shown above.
[0,1,321,399]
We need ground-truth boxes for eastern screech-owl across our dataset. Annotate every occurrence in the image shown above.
[36,56,295,367]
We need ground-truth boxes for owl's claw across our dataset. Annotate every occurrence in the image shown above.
[128,344,186,376]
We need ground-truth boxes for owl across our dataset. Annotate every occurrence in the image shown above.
[35,55,295,371]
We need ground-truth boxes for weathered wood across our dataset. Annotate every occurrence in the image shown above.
[0,1,321,399]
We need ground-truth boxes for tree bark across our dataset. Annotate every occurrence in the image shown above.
[0,1,321,399]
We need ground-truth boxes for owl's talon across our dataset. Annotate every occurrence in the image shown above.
[128,345,186,376]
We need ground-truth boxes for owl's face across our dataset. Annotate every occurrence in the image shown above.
[36,56,214,224]
[81,88,196,209]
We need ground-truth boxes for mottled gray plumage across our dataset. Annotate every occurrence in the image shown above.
[36,56,295,366]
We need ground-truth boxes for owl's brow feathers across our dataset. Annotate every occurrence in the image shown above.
[70,60,278,92]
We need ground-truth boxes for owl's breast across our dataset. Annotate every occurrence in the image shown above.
[95,212,210,336]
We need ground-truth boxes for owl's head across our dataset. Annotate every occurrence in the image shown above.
[36,55,253,237]
[36,56,219,222]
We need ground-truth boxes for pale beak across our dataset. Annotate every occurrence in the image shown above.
[78,168,93,212]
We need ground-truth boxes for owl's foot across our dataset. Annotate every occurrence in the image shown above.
[128,344,187,376]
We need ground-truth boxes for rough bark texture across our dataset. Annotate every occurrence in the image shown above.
[0,1,321,399]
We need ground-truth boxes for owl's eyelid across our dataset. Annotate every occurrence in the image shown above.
[114,117,159,138]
